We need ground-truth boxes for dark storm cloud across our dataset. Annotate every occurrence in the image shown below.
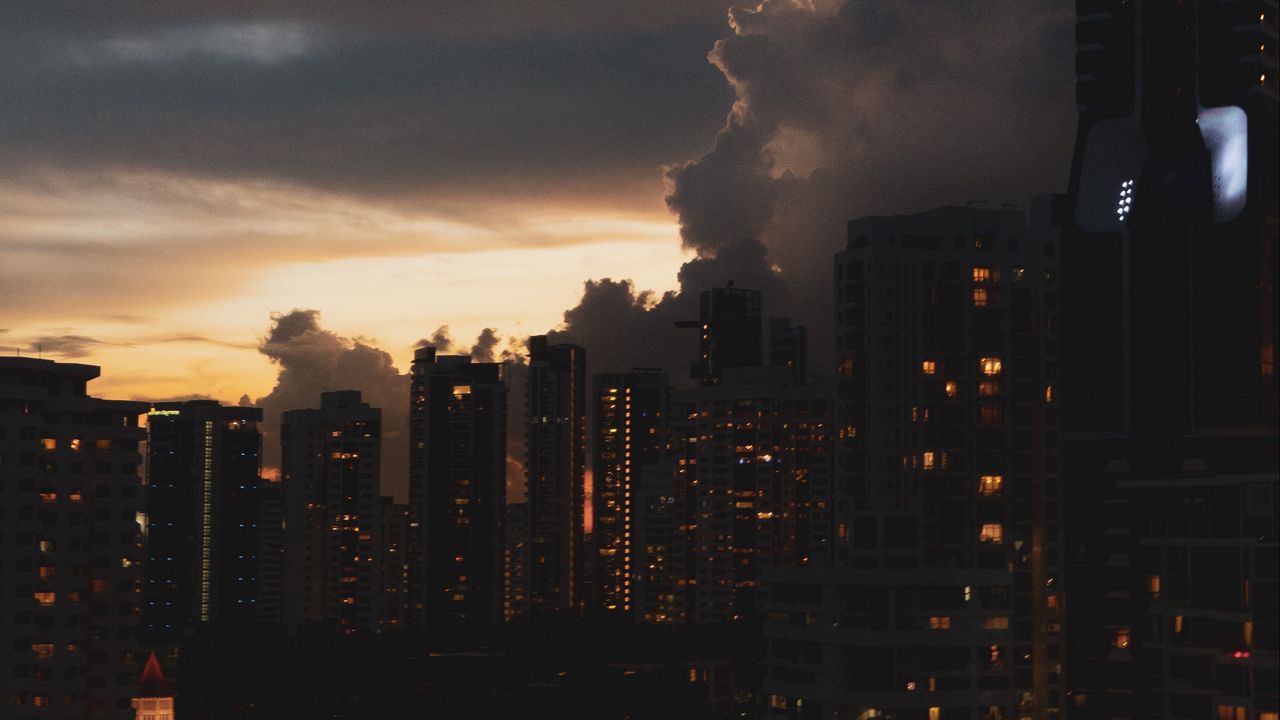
[0,11,732,204]
[555,0,1075,373]
[255,310,411,498]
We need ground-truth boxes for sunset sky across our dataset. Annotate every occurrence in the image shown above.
[2,1,1076,498]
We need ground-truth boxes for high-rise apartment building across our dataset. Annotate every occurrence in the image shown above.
[378,498,413,631]
[1062,3,1278,717]
[409,348,508,634]
[671,366,833,625]
[141,401,262,640]
[280,391,383,635]
[504,502,531,621]
[1,358,149,719]
[680,286,765,385]
[763,205,1063,719]
[526,336,587,614]
[769,318,809,383]
[592,369,669,615]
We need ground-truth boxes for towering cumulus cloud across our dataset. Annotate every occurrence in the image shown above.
[554,0,1074,376]
[255,310,411,498]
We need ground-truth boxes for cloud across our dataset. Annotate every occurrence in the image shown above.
[469,327,501,363]
[554,0,1074,371]
[417,325,456,352]
[254,310,411,499]
[28,334,131,359]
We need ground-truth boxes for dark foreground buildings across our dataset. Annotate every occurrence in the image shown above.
[1,358,148,719]
[1062,2,1278,718]
[280,390,384,635]
[410,347,508,635]
[142,400,263,640]
[763,204,1064,719]
[526,336,588,615]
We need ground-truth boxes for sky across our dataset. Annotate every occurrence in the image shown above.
[1,1,1077,499]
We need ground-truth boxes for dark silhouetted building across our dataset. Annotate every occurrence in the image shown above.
[681,286,764,385]
[769,318,808,383]
[409,347,508,634]
[672,365,833,625]
[141,401,262,640]
[504,502,530,620]
[593,369,669,615]
[764,205,1064,718]
[1,358,149,719]
[526,336,587,614]
[378,498,413,631]
[280,390,383,634]
[1062,3,1278,718]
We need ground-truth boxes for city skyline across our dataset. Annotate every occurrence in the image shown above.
[3,2,1274,719]
[1,1,1075,415]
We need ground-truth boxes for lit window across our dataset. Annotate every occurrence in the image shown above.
[945,381,958,398]
[972,287,988,307]
[1046,594,1058,609]
[983,617,1009,630]
[980,357,1002,376]
[929,708,941,720]
[1146,575,1161,596]
[1174,615,1184,634]
[38,566,55,579]
[921,360,937,375]
[979,524,1003,544]
[1044,384,1054,403]
[1113,627,1131,649]
[1244,621,1253,646]
[978,381,999,397]
[39,490,57,502]
[31,643,55,658]
[38,539,54,552]
[40,438,57,450]
[1216,706,1247,720]
[972,267,992,283]
[929,616,951,629]
[94,438,111,450]
[69,438,82,451]
[34,592,56,606]
[922,452,935,471]
[979,475,1003,495]
[980,404,1003,425]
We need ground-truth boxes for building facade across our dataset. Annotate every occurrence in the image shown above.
[1062,2,1279,717]
[280,391,383,635]
[142,401,262,640]
[763,205,1063,719]
[526,336,587,614]
[593,369,669,615]
[672,366,833,626]
[1,358,149,719]
[409,348,508,634]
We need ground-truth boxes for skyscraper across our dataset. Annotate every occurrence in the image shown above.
[526,336,587,614]
[763,205,1063,718]
[679,286,765,385]
[592,369,668,615]
[1,358,149,719]
[672,365,833,625]
[1063,3,1278,717]
[141,401,263,640]
[280,390,383,635]
[409,347,508,634]
[769,318,808,383]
